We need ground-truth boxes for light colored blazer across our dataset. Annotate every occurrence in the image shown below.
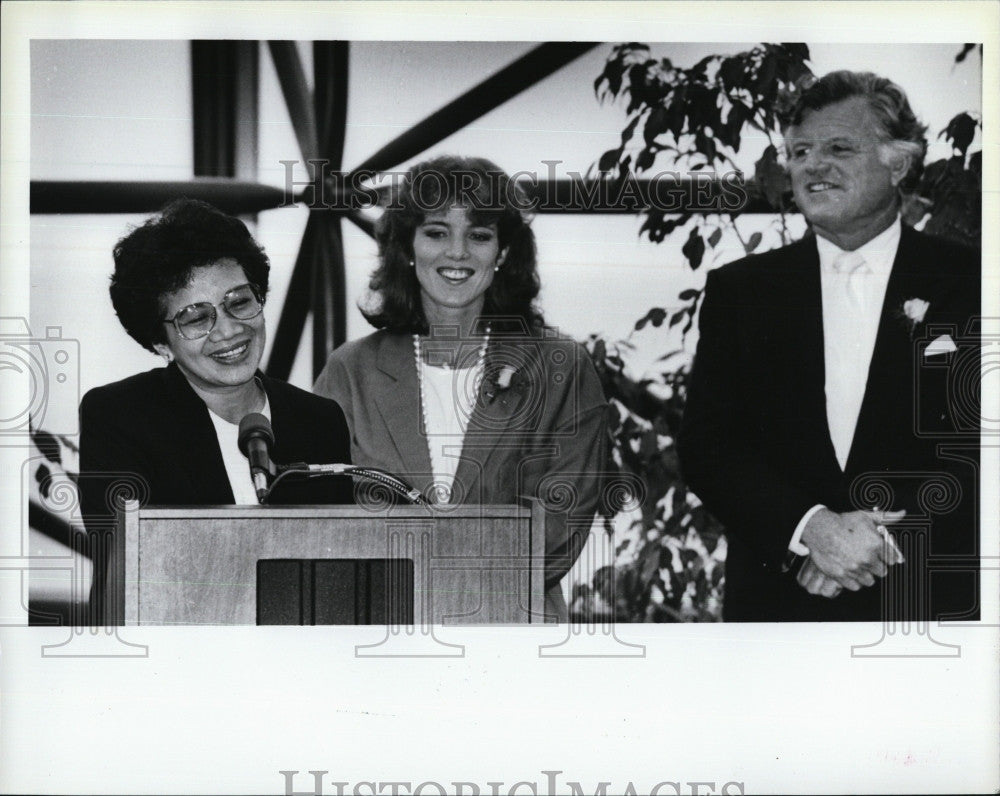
[314,328,611,620]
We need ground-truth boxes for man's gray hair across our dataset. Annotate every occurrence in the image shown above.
[782,70,928,194]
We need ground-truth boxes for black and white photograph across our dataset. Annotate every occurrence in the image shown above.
[1,2,997,794]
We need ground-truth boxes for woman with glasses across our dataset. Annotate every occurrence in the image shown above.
[78,200,353,620]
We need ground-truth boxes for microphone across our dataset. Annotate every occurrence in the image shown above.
[238,413,275,503]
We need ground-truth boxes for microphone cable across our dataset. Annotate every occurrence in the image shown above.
[261,462,429,506]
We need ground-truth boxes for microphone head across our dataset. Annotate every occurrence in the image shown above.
[238,412,274,455]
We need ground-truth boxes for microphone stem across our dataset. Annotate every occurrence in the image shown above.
[252,471,270,504]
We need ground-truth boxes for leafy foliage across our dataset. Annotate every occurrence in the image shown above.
[911,111,982,247]
[571,334,727,622]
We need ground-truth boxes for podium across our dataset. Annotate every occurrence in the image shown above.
[112,500,547,625]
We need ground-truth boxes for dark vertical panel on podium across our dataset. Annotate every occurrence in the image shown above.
[257,559,413,624]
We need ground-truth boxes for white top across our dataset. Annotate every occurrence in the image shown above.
[418,362,479,503]
[207,395,272,505]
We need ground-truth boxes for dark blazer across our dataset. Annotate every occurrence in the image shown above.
[677,226,980,622]
[79,363,354,527]
[314,328,611,619]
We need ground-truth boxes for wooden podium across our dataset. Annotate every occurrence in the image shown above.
[112,499,547,625]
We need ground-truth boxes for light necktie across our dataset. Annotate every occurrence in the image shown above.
[833,249,871,310]
[827,249,872,468]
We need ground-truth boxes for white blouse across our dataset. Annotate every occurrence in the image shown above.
[207,395,272,505]
[417,362,479,503]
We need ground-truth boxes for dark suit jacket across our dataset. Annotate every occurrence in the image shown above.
[314,328,611,619]
[79,363,353,575]
[677,227,980,622]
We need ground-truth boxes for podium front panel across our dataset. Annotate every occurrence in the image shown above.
[118,503,546,625]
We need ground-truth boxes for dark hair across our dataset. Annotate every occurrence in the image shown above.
[109,199,270,352]
[361,155,543,334]
[782,70,928,193]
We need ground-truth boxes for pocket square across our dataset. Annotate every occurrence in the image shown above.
[924,334,957,356]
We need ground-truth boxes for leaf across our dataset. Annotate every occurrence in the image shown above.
[36,463,52,499]
[635,148,656,173]
[668,310,686,328]
[639,429,658,457]
[940,112,977,157]
[666,93,686,138]
[694,129,718,162]
[707,227,723,247]
[620,114,641,146]
[598,147,622,174]
[754,144,788,208]
[969,150,982,179]
[779,42,810,62]
[955,43,976,63]
[644,106,669,146]
[755,52,778,94]
[32,427,63,464]
[681,226,706,269]
[746,231,763,252]
[718,56,744,90]
[634,307,667,331]
[678,288,700,301]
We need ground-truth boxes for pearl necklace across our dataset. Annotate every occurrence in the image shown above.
[413,325,490,398]
[413,326,490,502]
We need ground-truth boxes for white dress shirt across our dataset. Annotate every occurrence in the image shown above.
[788,217,901,554]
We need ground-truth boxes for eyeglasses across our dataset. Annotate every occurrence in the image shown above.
[163,283,263,340]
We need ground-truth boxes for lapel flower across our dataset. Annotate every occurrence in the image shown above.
[496,364,517,390]
[900,297,930,338]
[483,363,522,404]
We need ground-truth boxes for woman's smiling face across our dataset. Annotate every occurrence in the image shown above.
[412,206,507,328]
[154,259,266,392]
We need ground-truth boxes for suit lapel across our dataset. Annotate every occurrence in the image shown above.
[452,336,533,501]
[846,227,929,473]
[162,363,235,503]
[772,238,844,478]
[372,333,435,491]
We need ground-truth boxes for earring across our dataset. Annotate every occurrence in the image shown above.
[409,259,415,267]
[494,265,500,272]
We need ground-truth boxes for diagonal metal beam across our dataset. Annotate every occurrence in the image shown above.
[354,42,598,174]
[268,41,319,163]
[266,213,321,381]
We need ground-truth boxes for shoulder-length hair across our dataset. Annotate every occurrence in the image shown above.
[361,155,544,334]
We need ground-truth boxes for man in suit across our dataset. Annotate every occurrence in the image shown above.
[677,70,980,622]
